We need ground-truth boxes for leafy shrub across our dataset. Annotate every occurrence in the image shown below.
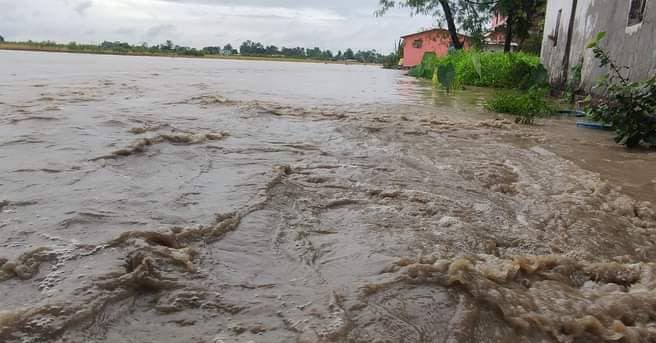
[411,50,545,89]
[409,52,440,79]
[507,59,548,90]
[382,53,400,69]
[587,32,656,148]
[437,63,456,92]
[519,33,544,55]
[486,88,556,124]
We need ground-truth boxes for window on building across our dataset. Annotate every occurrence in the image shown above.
[412,39,423,49]
[628,0,647,26]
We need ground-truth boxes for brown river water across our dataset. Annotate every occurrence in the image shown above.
[2,50,656,343]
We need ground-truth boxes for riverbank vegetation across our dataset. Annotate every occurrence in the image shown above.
[409,50,556,123]
[409,50,545,88]
[586,33,656,148]
[0,39,394,64]
[486,88,556,124]
[379,0,556,123]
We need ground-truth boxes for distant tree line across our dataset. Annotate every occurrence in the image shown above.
[0,38,395,64]
[99,40,206,56]
[236,40,389,63]
[0,39,206,57]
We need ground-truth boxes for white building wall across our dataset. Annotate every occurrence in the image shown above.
[541,0,656,91]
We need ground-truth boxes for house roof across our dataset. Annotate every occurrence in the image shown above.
[485,40,519,47]
[401,28,470,39]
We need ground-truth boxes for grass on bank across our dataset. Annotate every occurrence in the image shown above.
[409,50,546,89]
[409,50,556,124]
[486,88,557,124]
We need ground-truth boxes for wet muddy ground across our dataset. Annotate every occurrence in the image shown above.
[2,51,656,343]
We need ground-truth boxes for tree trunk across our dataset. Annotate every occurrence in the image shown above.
[439,0,463,50]
[504,9,514,53]
[562,0,578,86]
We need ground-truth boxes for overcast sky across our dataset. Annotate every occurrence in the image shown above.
[0,0,437,53]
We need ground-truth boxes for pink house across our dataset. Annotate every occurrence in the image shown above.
[401,28,470,67]
[485,6,519,51]
[490,8,507,30]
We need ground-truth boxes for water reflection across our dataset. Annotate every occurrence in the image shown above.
[396,77,491,112]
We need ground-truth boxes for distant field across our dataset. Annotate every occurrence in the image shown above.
[0,43,375,65]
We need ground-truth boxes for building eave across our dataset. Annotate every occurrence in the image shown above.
[401,28,471,39]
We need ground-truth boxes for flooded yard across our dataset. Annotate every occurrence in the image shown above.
[2,50,656,343]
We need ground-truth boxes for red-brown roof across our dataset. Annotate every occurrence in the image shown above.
[401,28,470,39]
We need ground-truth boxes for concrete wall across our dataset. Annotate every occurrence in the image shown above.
[402,30,470,67]
[541,0,656,91]
[403,30,452,67]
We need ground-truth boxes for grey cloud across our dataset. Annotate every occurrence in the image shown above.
[75,1,93,16]
[159,0,363,10]
[144,24,178,42]
[0,0,434,53]
[115,27,136,35]
[157,0,391,18]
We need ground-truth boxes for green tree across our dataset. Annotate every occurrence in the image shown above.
[321,50,334,60]
[0,35,4,43]
[343,48,355,60]
[377,0,489,50]
[265,45,280,55]
[306,47,323,59]
[378,0,545,53]
[495,0,546,52]
[240,40,266,55]
[202,46,222,54]
[239,40,252,55]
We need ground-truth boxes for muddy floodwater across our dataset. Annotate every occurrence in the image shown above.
[3,50,656,343]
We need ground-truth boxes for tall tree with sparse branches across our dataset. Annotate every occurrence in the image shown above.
[495,0,546,52]
[377,1,456,50]
[377,0,494,50]
[378,0,545,53]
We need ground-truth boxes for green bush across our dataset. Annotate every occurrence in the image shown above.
[587,32,656,148]
[486,88,556,124]
[589,79,656,147]
[410,50,546,89]
[408,52,439,79]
